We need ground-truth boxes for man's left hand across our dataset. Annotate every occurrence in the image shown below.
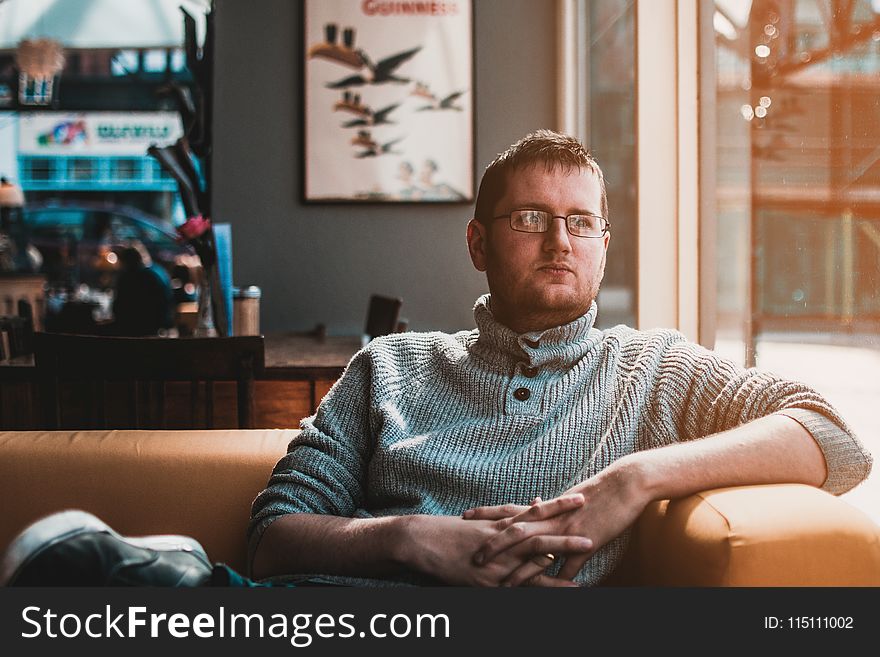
[464,457,650,585]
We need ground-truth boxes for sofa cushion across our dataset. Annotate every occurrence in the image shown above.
[0,429,295,573]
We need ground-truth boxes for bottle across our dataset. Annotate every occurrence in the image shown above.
[233,285,261,336]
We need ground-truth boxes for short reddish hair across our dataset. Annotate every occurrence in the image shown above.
[474,129,608,225]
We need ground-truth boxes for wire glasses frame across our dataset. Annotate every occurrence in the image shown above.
[492,209,610,238]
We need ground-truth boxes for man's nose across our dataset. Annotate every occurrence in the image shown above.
[542,216,572,253]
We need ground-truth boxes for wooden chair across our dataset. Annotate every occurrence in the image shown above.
[34,332,265,429]
[364,294,403,342]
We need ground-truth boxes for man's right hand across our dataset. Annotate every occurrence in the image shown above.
[252,496,591,585]
[401,494,591,587]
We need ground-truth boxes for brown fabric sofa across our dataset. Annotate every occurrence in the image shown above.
[1,429,878,585]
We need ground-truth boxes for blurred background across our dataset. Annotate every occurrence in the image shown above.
[0,0,876,516]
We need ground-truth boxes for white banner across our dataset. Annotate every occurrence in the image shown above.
[17,112,183,156]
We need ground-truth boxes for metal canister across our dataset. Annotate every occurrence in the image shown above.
[232,285,261,336]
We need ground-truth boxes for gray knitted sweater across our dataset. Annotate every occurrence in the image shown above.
[248,295,872,586]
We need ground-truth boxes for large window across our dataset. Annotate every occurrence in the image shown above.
[712,0,880,519]
[575,0,879,520]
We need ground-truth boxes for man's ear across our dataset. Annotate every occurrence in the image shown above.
[467,218,488,272]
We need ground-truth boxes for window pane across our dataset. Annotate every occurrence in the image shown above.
[712,0,880,521]
[26,158,52,181]
[111,50,139,76]
[590,0,636,328]
[170,48,186,72]
[114,158,139,180]
[143,49,168,73]
[69,158,95,181]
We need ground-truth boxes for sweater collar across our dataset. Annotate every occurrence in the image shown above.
[471,294,601,370]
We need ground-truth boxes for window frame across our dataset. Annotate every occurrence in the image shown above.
[559,0,715,346]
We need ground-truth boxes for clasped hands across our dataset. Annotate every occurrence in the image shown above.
[456,461,648,587]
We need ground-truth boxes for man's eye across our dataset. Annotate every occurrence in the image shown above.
[570,215,596,230]
[522,212,542,225]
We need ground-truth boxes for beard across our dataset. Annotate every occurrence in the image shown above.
[486,250,605,333]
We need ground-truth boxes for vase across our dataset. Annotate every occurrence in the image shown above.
[194,267,217,337]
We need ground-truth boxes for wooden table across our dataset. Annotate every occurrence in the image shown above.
[264,334,361,377]
[0,333,363,430]
[262,334,362,414]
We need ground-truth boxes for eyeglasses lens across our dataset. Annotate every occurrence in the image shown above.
[509,210,605,237]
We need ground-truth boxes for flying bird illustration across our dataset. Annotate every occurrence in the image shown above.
[352,130,375,148]
[308,24,365,69]
[334,91,369,116]
[351,130,403,158]
[417,90,466,112]
[326,46,421,89]
[342,103,400,128]
[411,81,435,101]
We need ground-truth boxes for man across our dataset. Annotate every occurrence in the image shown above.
[248,130,872,587]
[111,241,175,337]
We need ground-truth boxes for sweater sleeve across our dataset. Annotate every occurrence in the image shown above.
[645,336,872,495]
[246,349,376,570]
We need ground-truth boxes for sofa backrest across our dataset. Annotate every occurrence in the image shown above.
[5,429,878,586]
[0,429,296,573]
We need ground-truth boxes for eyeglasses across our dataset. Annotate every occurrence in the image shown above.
[492,209,610,238]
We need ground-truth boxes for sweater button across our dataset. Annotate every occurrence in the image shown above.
[513,387,531,401]
[522,366,539,378]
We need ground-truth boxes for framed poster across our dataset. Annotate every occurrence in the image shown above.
[304,0,473,202]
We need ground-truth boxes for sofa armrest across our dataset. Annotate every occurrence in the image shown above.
[622,484,880,586]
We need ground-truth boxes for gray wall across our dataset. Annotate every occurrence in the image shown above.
[213,0,557,334]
